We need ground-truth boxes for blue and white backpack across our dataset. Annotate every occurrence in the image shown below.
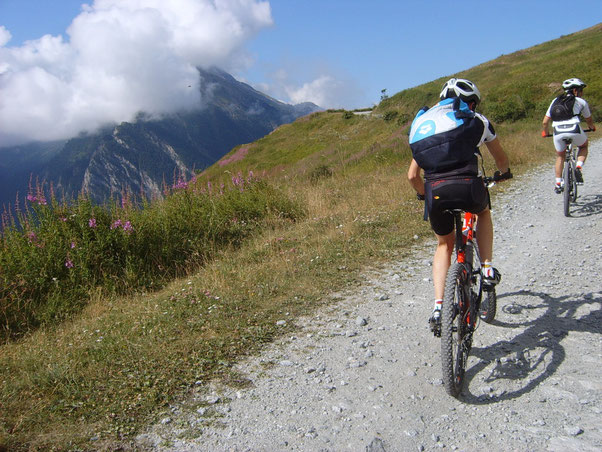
[409,98,483,174]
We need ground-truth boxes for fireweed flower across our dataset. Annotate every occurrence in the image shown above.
[27,193,47,205]
[65,258,74,268]
[88,218,97,228]
[122,221,133,233]
[173,178,188,190]
[27,231,37,243]
[111,219,122,230]
[70,241,76,249]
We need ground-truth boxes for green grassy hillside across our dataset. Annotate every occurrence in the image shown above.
[2,23,600,451]
[205,23,600,184]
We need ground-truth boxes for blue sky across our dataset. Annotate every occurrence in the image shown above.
[0,0,600,145]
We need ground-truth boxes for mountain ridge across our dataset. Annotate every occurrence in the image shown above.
[0,67,320,207]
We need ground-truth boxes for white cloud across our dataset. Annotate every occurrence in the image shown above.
[0,0,273,146]
[285,75,339,108]
[0,26,11,47]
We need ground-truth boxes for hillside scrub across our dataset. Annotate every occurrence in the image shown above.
[0,174,303,340]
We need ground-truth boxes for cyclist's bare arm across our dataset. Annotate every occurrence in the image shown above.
[542,115,552,136]
[407,159,425,196]
[584,115,596,131]
[484,138,510,174]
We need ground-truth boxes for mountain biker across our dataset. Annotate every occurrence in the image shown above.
[407,78,511,332]
[541,78,596,192]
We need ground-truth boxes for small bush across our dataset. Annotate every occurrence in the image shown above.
[383,111,398,121]
[308,165,333,184]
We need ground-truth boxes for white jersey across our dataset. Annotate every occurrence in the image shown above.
[545,96,592,126]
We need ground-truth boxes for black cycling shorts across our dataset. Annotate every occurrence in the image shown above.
[425,177,489,236]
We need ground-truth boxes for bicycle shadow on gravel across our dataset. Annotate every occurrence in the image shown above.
[460,289,601,405]
[569,193,602,217]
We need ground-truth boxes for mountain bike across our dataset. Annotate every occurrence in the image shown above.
[546,129,593,217]
[438,172,511,397]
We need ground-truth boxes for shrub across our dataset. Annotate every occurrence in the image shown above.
[308,165,333,184]
[383,111,398,121]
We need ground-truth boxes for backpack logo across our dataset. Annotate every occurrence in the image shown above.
[416,121,435,138]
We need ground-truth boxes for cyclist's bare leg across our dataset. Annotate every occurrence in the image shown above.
[475,208,493,263]
[433,231,455,300]
[577,140,588,165]
[555,151,565,179]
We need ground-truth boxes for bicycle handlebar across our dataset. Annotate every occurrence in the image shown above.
[483,169,513,185]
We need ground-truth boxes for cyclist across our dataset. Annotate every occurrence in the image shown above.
[541,78,596,192]
[407,78,511,331]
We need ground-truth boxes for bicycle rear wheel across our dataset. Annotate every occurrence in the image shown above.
[441,263,471,397]
[563,159,571,217]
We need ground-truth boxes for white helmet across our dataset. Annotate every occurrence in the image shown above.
[439,78,481,105]
[562,78,586,91]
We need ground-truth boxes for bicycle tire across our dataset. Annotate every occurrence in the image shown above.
[563,158,571,217]
[570,163,578,202]
[441,263,471,397]
[479,288,497,323]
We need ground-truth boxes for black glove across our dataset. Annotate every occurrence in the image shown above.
[493,169,513,182]
[416,193,425,201]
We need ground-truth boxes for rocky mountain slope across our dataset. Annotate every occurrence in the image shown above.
[0,67,319,207]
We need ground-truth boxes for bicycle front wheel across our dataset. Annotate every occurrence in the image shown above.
[563,159,571,217]
[479,288,497,323]
[441,263,471,397]
[570,164,578,202]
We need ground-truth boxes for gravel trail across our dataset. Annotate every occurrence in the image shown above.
[138,140,602,452]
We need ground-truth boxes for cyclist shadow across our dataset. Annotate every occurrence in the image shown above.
[460,288,601,405]
[570,193,602,217]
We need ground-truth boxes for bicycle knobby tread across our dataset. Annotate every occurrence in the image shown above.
[441,262,468,397]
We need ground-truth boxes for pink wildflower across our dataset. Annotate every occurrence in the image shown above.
[88,218,97,228]
[111,219,122,230]
[122,221,133,233]
[172,178,188,190]
[70,241,76,249]
[65,258,74,268]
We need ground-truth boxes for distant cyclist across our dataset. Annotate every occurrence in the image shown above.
[407,78,511,331]
[541,78,596,192]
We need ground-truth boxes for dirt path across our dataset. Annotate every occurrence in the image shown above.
[137,140,602,452]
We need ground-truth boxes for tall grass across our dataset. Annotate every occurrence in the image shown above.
[0,173,303,340]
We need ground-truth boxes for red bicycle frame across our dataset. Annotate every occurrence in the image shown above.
[456,212,475,264]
